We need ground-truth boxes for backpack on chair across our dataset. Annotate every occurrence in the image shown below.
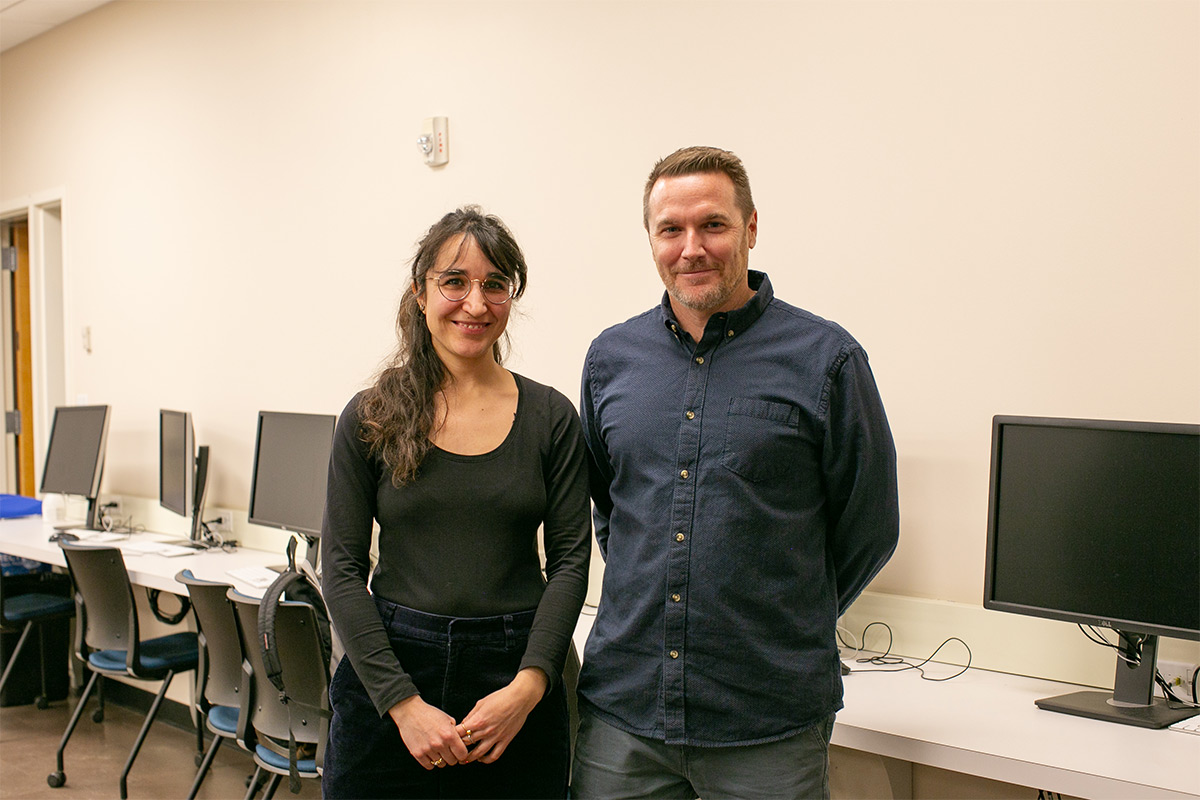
[257,535,332,790]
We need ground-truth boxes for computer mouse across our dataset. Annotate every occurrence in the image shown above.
[49,531,78,543]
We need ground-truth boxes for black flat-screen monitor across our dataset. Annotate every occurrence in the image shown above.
[984,415,1200,728]
[39,405,111,530]
[159,409,210,545]
[247,411,335,556]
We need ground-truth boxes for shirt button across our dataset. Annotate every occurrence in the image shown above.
[671,593,681,602]
[695,356,704,365]
[675,533,685,542]
[680,469,689,479]
[727,330,735,337]
[685,410,695,420]
[669,650,679,659]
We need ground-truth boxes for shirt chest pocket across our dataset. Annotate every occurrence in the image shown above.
[721,397,802,483]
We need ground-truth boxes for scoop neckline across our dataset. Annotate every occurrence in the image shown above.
[427,371,523,461]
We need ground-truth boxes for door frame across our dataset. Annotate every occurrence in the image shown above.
[1,191,69,496]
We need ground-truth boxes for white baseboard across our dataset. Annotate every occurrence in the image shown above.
[841,591,1200,691]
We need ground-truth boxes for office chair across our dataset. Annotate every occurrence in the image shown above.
[228,588,328,799]
[176,569,255,800]
[50,543,201,800]
[0,568,74,709]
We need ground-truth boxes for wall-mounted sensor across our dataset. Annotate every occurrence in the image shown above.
[418,117,449,166]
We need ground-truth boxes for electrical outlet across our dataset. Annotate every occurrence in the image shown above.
[100,495,123,516]
[211,509,234,533]
[1158,660,1199,700]
[98,496,123,529]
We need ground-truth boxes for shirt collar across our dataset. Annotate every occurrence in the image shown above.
[659,270,773,342]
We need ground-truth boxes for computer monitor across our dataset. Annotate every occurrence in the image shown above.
[983,415,1200,729]
[159,409,210,545]
[247,411,335,562]
[39,405,111,531]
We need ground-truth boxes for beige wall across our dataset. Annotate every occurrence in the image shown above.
[1,0,1197,650]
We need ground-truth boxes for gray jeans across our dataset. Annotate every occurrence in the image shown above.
[571,705,834,800]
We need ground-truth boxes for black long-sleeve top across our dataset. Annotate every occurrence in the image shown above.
[321,372,591,717]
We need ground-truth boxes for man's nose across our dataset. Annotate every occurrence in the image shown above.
[681,229,705,260]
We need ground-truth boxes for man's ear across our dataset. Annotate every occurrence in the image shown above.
[747,209,759,249]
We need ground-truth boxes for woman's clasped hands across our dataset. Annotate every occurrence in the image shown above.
[388,667,549,770]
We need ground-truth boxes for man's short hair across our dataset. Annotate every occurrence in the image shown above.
[642,146,756,229]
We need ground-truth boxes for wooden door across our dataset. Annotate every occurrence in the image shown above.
[6,222,36,495]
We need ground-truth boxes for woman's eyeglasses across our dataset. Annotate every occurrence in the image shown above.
[428,271,515,304]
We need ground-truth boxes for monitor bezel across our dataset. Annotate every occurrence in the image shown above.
[158,409,194,519]
[982,414,1200,643]
[39,404,111,499]
[246,410,335,539]
[38,404,111,531]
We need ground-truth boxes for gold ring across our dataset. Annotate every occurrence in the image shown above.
[464,729,474,744]
[431,757,445,768]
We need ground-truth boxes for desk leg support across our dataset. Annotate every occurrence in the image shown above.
[831,746,913,800]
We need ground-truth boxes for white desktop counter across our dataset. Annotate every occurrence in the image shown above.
[571,610,1200,800]
[0,515,287,596]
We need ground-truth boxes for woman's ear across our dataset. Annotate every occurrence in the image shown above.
[412,281,425,312]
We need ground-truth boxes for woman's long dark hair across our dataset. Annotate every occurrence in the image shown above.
[358,207,528,486]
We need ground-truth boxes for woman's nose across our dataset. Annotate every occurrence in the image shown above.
[461,281,489,313]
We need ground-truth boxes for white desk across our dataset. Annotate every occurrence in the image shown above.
[571,612,1200,800]
[834,661,1199,799]
[0,515,288,596]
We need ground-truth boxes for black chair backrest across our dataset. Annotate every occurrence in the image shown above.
[0,567,11,621]
[0,566,18,623]
[0,566,70,624]
[227,589,296,747]
[59,544,139,663]
[176,571,243,710]
[272,599,328,753]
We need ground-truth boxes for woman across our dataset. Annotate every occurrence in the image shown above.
[321,207,590,799]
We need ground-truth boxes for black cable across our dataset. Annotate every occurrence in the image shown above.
[1077,625,1142,666]
[1192,665,1199,706]
[147,588,191,625]
[1156,673,1200,709]
[847,621,972,681]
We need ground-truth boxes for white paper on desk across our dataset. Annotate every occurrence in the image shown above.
[83,532,126,543]
[119,541,198,558]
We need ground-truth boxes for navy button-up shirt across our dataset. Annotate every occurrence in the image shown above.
[578,271,899,746]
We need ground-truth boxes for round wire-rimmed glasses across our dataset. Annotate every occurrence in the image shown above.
[428,271,515,304]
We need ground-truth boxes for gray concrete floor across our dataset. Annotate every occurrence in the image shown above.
[0,696,321,799]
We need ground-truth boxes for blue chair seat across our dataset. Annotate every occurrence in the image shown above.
[88,632,199,674]
[255,743,316,774]
[1,592,74,623]
[206,705,240,735]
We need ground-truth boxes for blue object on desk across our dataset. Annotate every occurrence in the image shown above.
[1,553,51,576]
[0,494,42,519]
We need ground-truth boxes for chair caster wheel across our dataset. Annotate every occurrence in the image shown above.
[47,771,65,788]
[92,709,104,723]
[36,695,49,710]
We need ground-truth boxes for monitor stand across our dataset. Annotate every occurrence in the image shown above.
[83,494,103,531]
[1035,633,1199,729]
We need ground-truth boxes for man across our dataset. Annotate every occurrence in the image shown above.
[574,146,899,799]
